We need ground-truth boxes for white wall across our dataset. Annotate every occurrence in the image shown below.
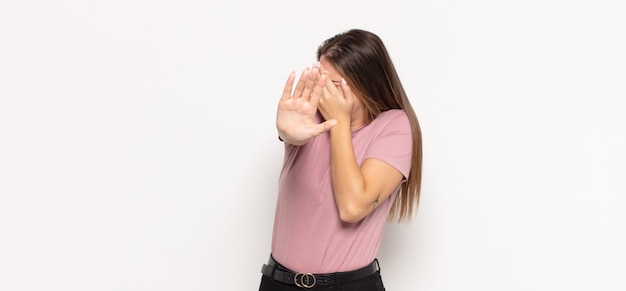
[1,0,624,290]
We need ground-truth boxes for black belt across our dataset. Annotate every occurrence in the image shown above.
[261,255,380,289]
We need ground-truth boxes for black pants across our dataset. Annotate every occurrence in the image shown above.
[258,262,386,291]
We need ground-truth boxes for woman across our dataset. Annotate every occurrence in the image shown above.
[260,29,422,291]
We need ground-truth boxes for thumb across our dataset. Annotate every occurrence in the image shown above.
[314,119,338,135]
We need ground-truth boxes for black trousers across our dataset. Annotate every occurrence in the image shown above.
[258,260,386,291]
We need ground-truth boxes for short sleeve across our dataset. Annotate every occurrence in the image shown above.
[364,111,413,179]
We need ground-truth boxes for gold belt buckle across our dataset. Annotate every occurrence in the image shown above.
[294,272,316,288]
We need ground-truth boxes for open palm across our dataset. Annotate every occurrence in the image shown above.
[276,66,337,145]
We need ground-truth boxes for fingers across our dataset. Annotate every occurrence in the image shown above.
[280,71,296,101]
[309,71,328,107]
[321,77,353,102]
[318,77,354,122]
[301,62,322,100]
[340,78,354,103]
[292,67,310,99]
[282,62,324,102]
[319,77,337,107]
[323,75,341,97]
[300,68,318,101]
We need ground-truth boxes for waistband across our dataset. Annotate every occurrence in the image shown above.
[261,255,380,289]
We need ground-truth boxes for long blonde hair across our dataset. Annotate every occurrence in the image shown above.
[317,29,423,222]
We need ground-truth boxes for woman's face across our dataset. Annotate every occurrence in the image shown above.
[319,57,365,121]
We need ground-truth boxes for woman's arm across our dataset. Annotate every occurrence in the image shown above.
[318,79,404,223]
[329,124,404,223]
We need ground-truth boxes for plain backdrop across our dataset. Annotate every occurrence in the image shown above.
[1,0,625,290]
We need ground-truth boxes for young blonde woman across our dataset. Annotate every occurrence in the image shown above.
[260,29,422,291]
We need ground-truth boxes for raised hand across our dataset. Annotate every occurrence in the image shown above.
[276,64,337,145]
[318,77,355,127]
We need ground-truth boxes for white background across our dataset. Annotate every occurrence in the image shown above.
[1,0,625,290]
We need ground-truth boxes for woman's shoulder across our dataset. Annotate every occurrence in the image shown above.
[374,109,409,125]
[358,109,410,136]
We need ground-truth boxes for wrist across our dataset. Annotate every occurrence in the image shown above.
[329,119,351,135]
[277,130,308,146]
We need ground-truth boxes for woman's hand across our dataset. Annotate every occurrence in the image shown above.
[318,77,355,127]
[276,65,337,146]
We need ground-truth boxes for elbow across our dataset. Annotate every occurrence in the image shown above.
[337,204,367,224]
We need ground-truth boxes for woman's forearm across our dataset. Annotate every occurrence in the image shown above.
[329,123,373,223]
